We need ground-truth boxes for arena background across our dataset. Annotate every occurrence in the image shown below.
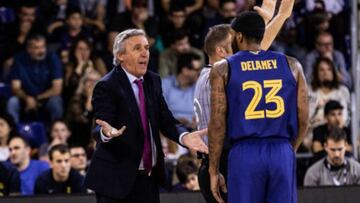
[0,0,360,202]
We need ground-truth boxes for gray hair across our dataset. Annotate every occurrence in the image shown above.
[113,29,146,66]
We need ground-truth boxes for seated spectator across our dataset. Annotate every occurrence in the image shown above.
[173,155,200,192]
[304,128,360,186]
[39,120,72,162]
[35,144,85,194]
[50,7,92,64]
[109,0,160,72]
[204,0,237,31]
[66,69,100,148]
[309,57,350,129]
[305,32,351,87]
[160,2,202,48]
[2,3,47,79]
[162,0,203,16]
[69,145,87,176]
[0,114,16,161]
[306,0,345,15]
[162,53,202,130]
[78,0,106,33]
[39,0,80,34]
[109,0,158,46]
[312,100,352,160]
[7,34,63,123]
[0,161,21,196]
[64,37,106,102]
[8,136,49,195]
[159,30,205,77]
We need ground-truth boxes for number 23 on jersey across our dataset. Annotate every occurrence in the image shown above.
[242,79,285,120]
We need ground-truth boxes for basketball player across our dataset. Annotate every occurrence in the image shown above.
[208,11,309,203]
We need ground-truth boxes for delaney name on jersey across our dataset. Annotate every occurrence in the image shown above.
[240,59,278,71]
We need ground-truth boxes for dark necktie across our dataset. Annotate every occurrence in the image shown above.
[134,79,152,171]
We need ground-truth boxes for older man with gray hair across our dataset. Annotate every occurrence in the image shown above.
[84,29,208,203]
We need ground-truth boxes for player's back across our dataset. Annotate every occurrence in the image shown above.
[226,50,297,142]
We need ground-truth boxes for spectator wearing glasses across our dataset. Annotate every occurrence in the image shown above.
[305,32,351,88]
[69,145,87,176]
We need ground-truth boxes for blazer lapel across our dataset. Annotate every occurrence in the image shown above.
[114,66,143,133]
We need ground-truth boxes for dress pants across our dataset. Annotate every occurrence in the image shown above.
[96,172,159,203]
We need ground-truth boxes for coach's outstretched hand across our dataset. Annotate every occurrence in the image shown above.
[96,119,126,139]
[182,128,209,154]
[210,172,227,203]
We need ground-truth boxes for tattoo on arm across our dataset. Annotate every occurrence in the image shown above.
[208,60,228,173]
[287,56,309,151]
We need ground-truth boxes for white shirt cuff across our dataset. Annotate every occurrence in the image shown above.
[179,132,189,145]
[100,127,112,142]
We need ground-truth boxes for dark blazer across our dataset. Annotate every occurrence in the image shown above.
[84,66,186,199]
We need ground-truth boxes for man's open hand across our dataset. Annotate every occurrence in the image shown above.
[96,119,126,138]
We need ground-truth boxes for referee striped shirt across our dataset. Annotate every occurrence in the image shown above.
[194,65,212,145]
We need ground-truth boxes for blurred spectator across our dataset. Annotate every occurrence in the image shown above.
[39,0,80,35]
[309,57,350,129]
[2,3,46,78]
[7,34,63,123]
[39,120,71,162]
[69,145,87,176]
[64,38,106,102]
[65,69,100,147]
[106,0,156,23]
[162,53,202,129]
[203,0,237,37]
[305,32,351,88]
[78,0,106,33]
[304,127,360,186]
[49,7,93,63]
[235,0,256,12]
[34,144,85,194]
[109,0,158,46]
[0,161,21,196]
[160,1,203,48]
[108,0,160,72]
[173,154,200,191]
[306,0,344,15]
[312,100,352,160]
[0,113,16,161]
[162,0,204,16]
[159,30,205,77]
[8,136,49,195]
[160,3,188,48]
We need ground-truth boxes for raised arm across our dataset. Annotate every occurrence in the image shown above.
[286,56,309,151]
[255,0,295,50]
[208,59,229,203]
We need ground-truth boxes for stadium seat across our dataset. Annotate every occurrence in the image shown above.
[0,83,11,99]
[17,122,47,148]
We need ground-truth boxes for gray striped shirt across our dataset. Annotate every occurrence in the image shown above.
[194,66,211,145]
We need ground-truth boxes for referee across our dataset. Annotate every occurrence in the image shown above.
[194,24,233,203]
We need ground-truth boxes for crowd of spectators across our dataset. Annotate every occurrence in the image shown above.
[0,0,357,197]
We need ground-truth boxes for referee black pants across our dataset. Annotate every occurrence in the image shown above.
[198,150,228,203]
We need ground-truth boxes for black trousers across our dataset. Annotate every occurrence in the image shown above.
[96,173,159,203]
[198,151,228,203]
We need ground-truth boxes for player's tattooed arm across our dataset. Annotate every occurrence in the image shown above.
[208,59,228,174]
[286,56,309,151]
